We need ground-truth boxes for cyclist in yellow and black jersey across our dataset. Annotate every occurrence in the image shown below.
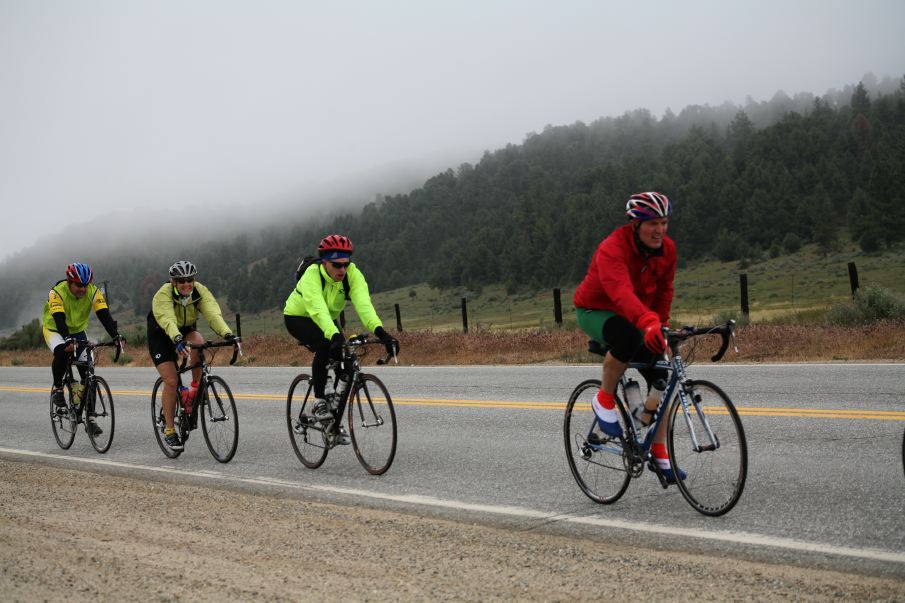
[42,263,123,423]
[284,234,399,443]
[147,260,235,451]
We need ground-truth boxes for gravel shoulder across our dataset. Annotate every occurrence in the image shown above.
[2,458,903,602]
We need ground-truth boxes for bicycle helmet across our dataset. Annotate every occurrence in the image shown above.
[317,234,354,259]
[625,192,672,220]
[65,262,93,286]
[168,260,198,279]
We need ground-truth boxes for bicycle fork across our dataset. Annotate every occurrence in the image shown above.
[677,385,720,452]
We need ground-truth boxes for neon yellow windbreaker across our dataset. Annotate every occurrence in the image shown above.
[283,262,382,339]
[150,281,232,342]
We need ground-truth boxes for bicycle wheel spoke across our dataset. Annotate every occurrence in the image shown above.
[563,379,633,504]
[348,374,397,475]
[86,377,115,453]
[668,380,747,516]
[201,376,239,463]
[286,374,329,469]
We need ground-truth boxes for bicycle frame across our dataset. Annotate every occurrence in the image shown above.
[587,322,737,477]
[175,340,240,430]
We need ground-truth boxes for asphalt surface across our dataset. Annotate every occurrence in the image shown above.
[1,363,903,576]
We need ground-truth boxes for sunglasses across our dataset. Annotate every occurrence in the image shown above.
[70,281,88,289]
[174,277,195,284]
[329,261,350,269]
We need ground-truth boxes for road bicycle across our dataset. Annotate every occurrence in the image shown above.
[564,321,747,516]
[287,334,398,475]
[50,337,123,453]
[151,338,242,462]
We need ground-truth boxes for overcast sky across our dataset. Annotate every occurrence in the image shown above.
[1,0,904,262]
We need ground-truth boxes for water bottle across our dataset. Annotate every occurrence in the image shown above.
[623,379,642,417]
[334,372,350,400]
[73,382,85,408]
[635,378,667,427]
[179,386,193,415]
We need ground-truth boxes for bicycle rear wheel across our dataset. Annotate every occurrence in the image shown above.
[563,379,632,504]
[151,378,183,458]
[286,374,329,469]
[667,379,747,516]
[348,373,397,475]
[201,376,239,463]
[50,384,77,449]
[86,376,115,453]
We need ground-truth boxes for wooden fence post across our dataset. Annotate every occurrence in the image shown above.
[848,262,860,298]
[553,288,563,326]
[461,297,469,334]
[739,273,750,317]
[394,303,403,332]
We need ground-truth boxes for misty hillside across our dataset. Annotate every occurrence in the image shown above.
[1,76,903,332]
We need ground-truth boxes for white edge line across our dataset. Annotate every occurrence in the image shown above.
[2,447,903,565]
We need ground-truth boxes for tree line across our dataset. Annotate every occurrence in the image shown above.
[0,77,902,332]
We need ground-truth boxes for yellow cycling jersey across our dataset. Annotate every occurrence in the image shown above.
[42,280,108,334]
[283,262,382,339]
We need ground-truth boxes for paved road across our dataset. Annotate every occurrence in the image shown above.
[1,363,903,574]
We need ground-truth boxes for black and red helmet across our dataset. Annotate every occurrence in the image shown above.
[317,234,354,259]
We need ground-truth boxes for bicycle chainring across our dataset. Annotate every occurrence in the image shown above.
[622,439,646,478]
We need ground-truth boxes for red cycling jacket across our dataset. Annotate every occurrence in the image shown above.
[573,223,676,328]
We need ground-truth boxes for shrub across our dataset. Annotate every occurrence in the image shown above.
[782,232,802,253]
[825,285,905,326]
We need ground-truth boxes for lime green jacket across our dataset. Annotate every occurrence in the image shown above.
[42,280,108,334]
[151,281,232,342]
[283,262,382,339]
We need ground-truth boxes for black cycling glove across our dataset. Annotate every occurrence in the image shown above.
[329,332,345,361]
[374,326,399,356]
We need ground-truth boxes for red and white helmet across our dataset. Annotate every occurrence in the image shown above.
[625,192,672,220]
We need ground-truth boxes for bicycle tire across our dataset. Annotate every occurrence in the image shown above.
[348,373,397,475]
[201,375,239,463]
[286,374,329,469]
[667,379,747,516]
[151,378,183,458]
[50,383,77,449]
[563,378,632,504]
[86,376,115,453]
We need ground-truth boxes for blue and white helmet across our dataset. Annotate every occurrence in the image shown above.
[65,262,93,286]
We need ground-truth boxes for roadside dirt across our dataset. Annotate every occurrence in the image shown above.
[1,458,902,602]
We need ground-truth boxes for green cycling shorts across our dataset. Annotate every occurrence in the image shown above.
[575,308,618,345]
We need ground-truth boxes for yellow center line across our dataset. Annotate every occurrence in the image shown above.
[2,386,903,420]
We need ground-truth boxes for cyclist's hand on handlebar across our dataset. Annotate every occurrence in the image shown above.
[113,333,126,349]
[638,312,666,354]
[329,332,345,361]
[223,333,237,343]
[174,334,189,357]
[374,326,399,357]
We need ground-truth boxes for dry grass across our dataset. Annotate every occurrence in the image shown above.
[3,321,904,368]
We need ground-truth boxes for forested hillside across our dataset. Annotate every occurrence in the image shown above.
[1,78,902,331]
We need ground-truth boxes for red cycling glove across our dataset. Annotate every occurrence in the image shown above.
[638,312,666,354]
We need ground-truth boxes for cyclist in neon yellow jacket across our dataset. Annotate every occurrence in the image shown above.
[147,260,235,451]
[284,234,399,444]
[42,263,123,427]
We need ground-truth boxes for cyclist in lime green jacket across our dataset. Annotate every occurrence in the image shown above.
[147,260,235,451]
[284,234,399,443]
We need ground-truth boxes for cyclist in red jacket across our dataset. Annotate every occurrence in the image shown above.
[573,192,682,482]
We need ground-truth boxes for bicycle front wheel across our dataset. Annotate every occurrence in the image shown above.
[563,379,632,504]
[201,376,239,463]
[348,374,397,475]
[668,379,747,516]
[50,384,77,449]
[286,374,329,469]
[151,378,183,458]
[86,376,115,453]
